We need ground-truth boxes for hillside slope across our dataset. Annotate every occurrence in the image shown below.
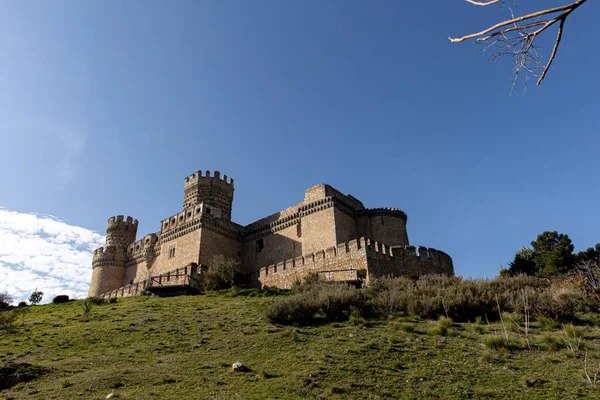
[1,292,600,399]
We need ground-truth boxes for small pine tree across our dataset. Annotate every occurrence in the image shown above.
[505,247,538,276]
[531,231,575,276]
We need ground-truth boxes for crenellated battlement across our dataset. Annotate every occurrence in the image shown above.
[104,215,138,249]
[358,208,408,222]
[107,215,138,230]
[91,246,126,269]
[184,170,234,187]
[182,169,235,217]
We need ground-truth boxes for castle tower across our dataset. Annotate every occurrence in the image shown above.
[88,215,138,297]
[183,170,234,220]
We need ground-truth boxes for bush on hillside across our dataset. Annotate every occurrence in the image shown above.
[266,274,596,325]
[52,295,70,304]
[0,307,29,333]
[0,291,13,311]
[203,255,244,291]
[265,280,370,325]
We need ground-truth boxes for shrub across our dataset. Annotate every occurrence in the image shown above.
[80,298,102,321]
[203,255,244,291]
[17,301,27,308]
[349,314,366,327]
[265,281,369,325]
[264,294,319,325]
[483,335,506,350]
[315,283,366,321]
[52,295,70,304]
[533,281,587,320]
[368,276,416,317]
[0,310,20,333]
[471,324,485,335]
[430,316,454,336]
[0,291,13,311]
[0,308,29,333]
[266,275,593,325]
[87,296,112,306]
[540,333,564,351]
[536,316,556,330]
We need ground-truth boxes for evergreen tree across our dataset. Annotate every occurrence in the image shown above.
[505,247,538,276]
[530,231,575,277]
[577,243,600,265]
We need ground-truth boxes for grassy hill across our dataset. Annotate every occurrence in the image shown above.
[1,291,600,399]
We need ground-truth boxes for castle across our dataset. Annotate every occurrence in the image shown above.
[89,170,454,298]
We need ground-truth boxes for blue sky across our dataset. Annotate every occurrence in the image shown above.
[1,1,599,300]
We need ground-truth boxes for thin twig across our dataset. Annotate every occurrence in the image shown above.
[497,299,509,345]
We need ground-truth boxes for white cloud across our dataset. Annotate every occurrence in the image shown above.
[0,207,105,304]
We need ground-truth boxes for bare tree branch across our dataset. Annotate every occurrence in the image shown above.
[449,0,588,87]
[448,1,583,43]
[537,17,565,85]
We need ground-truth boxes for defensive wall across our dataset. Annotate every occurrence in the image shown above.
[256,237,453,289]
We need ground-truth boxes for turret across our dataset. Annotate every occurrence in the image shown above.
[88,215,138,297]
[356,208,409,247]
[183,170,234,220]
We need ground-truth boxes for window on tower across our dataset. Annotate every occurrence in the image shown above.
[255,238,264,253]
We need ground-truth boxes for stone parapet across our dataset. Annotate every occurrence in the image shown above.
[254,237,454,289]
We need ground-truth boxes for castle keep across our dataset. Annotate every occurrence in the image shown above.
[89,170,454,298]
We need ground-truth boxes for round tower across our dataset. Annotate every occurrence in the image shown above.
[358,208,409,247]
[183,170,234,220]
[88,215,138,297]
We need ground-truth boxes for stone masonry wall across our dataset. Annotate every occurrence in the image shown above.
[89,253,125,297]
[255,238,454,289]
[153,230,201,276]
[301,207,337,254]
[364,240,454,285]
[333,208,357,245]
[257,238,369,289]
[198,228,242,266]
[365,214,409,247]
[242,224,301,270]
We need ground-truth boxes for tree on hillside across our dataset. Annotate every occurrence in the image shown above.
[531,231,575,276]
[504,231,576,277]
[576,243,600,265]
[505,246,538,276]
[449,0,589,89]
[0,291,13,311]
[29,289,44,306]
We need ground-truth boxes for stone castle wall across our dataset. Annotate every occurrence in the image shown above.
[257,237,369,289]
[255,237,453,289]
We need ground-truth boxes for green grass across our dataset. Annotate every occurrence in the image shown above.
[1,293,600,399]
